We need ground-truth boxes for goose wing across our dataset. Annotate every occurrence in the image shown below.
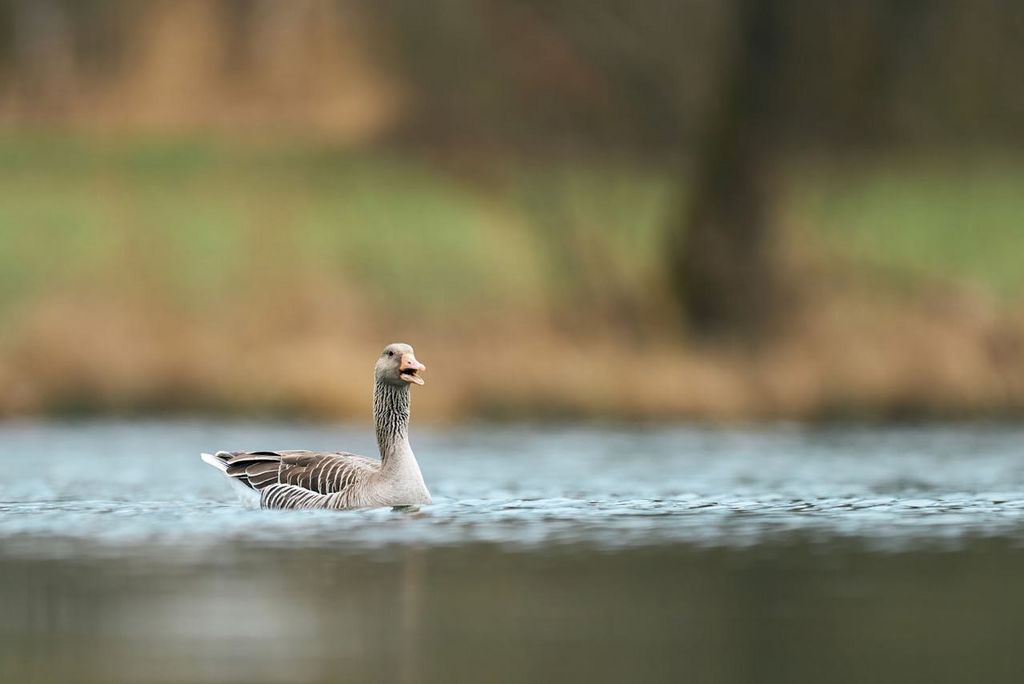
[213,450,378,496]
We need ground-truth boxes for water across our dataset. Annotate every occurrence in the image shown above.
[2,420,1024,683]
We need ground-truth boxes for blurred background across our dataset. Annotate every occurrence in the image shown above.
[5,4,1024,684]
[2,0,1023,423]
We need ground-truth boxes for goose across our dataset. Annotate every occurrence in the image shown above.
[201,343,431,510]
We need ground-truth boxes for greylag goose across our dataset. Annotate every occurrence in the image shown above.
[201,343,431,509]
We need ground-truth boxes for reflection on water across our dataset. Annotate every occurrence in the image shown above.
[4,541,1024,684]
[1,420,1024,683]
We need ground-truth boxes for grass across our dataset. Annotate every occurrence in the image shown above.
[0,137,624,319]
[1,136,1023,419]
[791,156,1024,299]
[2,138,1022,315]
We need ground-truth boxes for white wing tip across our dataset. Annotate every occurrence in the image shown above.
[201,452,228,472]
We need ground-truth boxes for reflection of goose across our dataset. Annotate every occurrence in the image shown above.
[201,343,431,510]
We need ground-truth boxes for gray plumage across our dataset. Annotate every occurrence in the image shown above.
[201,343,431,510]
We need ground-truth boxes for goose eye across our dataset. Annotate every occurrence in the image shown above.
[387,350,394,357]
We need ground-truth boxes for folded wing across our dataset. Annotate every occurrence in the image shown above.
[209,450,378,506]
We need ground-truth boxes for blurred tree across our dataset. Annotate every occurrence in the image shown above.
[668,0,783,340]
[6,0,76,117]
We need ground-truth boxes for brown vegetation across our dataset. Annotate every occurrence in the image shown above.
[3,266,1023,422]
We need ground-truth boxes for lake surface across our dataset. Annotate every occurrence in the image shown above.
[2,420,1024,683]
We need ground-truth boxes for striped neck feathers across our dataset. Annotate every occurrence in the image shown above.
[374,379,411,462]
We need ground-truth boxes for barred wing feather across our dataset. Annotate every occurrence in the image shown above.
[210,450,379,506]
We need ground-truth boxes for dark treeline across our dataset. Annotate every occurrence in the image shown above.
[0,0,1021,153]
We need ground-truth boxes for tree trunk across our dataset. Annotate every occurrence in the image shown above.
[670,0,783,339]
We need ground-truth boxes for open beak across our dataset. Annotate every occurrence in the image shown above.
[399,353,426,385]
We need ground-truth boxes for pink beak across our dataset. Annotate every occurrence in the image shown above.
[400,353,426,385]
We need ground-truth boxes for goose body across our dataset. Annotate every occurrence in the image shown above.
[201,343,431,510]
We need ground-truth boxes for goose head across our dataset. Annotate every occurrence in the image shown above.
[375,342,426,386]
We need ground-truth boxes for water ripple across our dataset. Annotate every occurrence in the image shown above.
[2,419,1024,557]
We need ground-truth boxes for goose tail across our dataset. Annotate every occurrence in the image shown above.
[200,451,230,473]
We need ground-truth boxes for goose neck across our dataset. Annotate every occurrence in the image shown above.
[374,380,411,463]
